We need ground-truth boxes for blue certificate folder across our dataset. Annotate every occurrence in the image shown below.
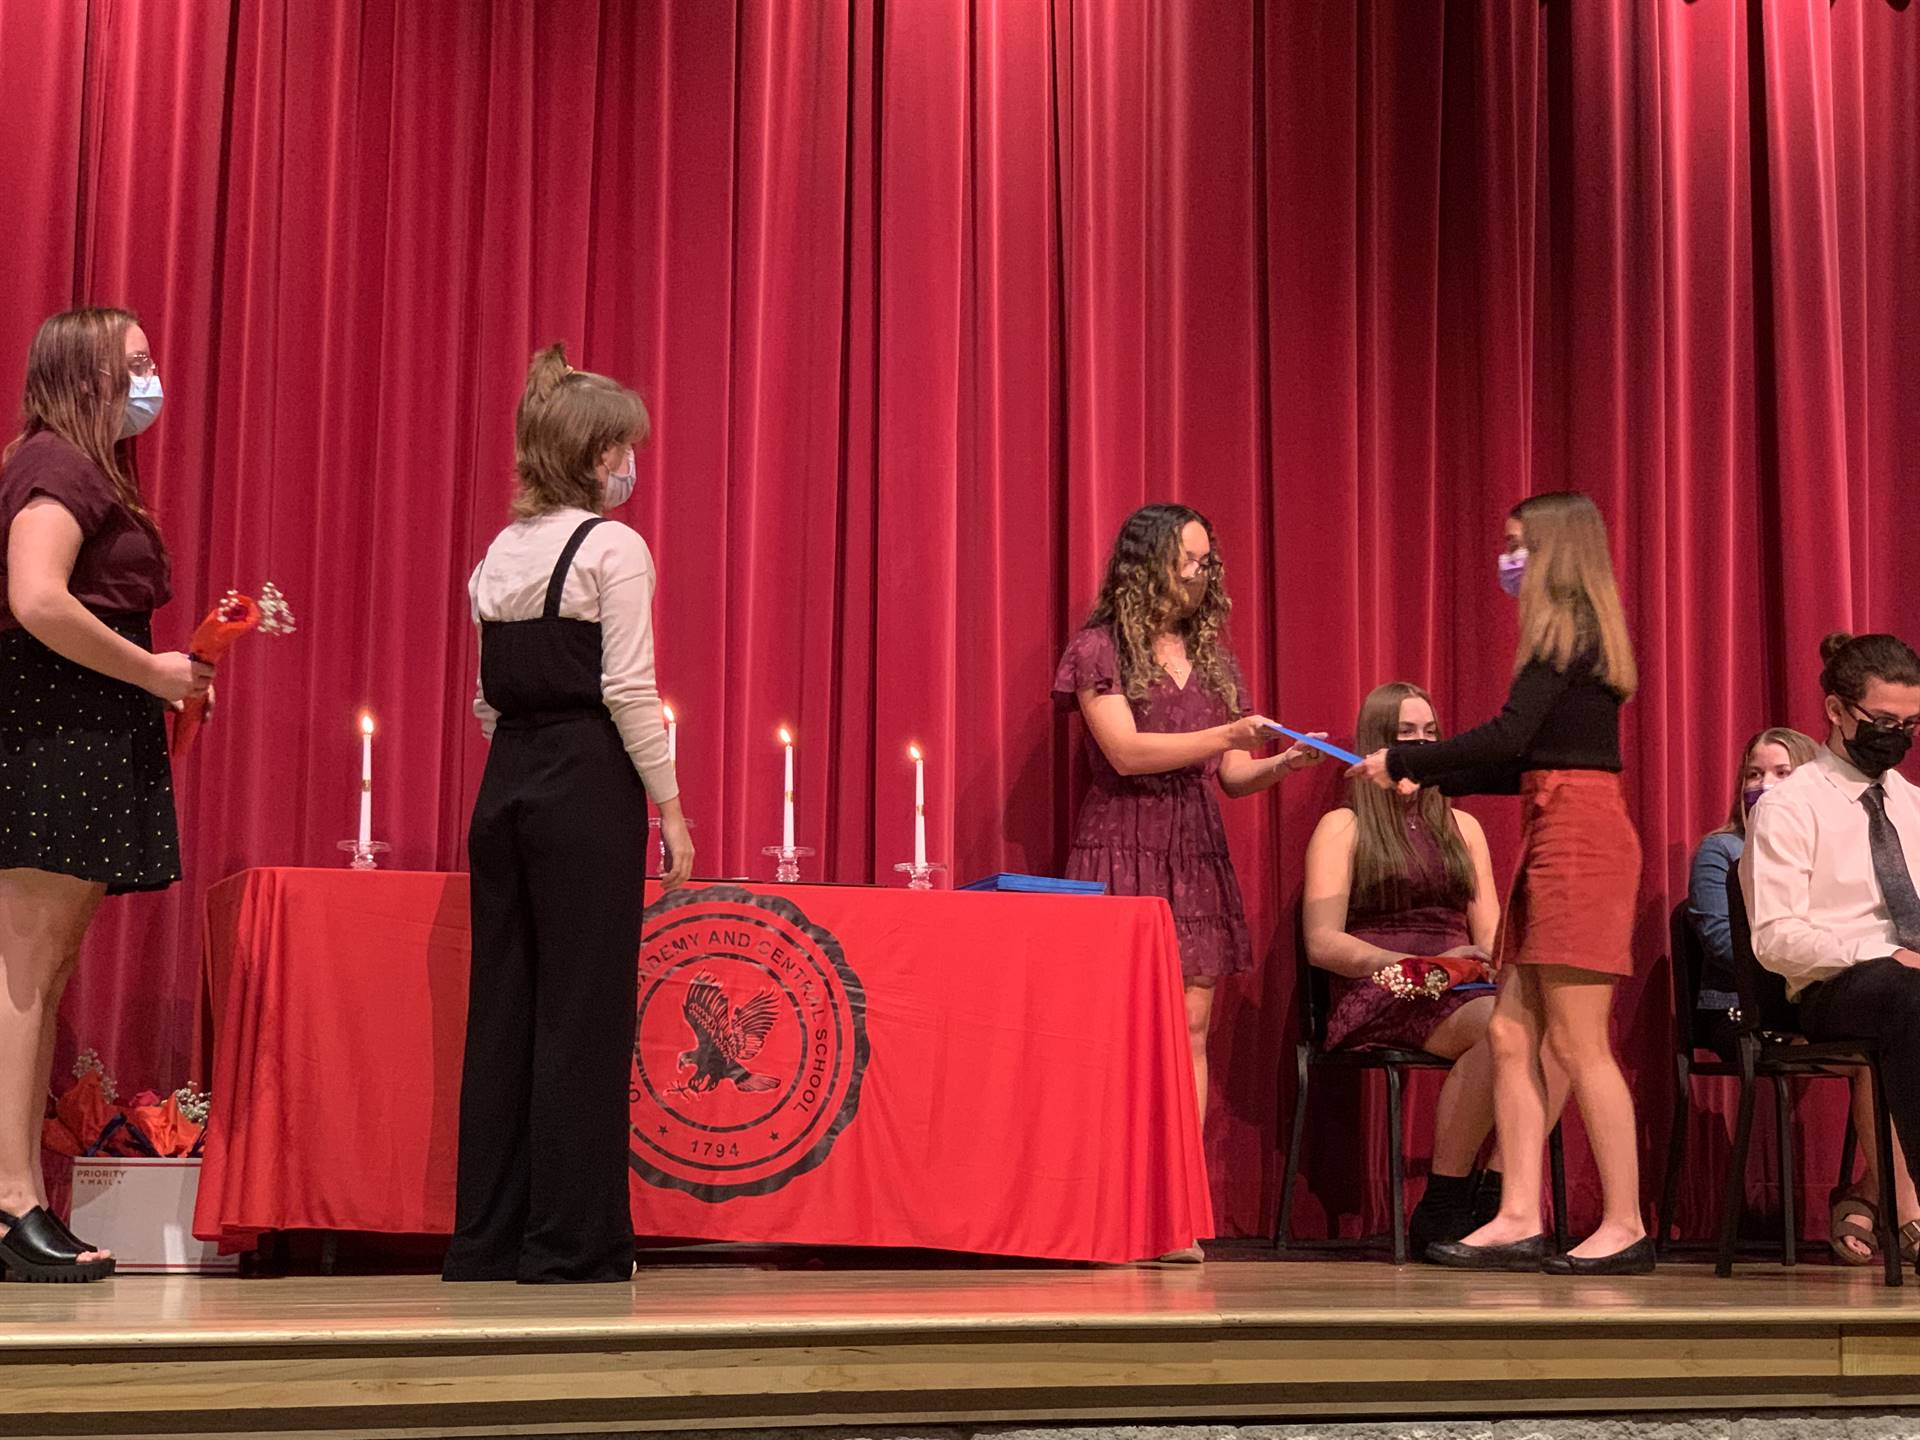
[960,873,1108,895]
[1265,723,1365,767]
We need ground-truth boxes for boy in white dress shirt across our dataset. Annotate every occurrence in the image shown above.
[1744,631,1920,1267]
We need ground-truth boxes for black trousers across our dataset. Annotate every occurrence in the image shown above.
[1800,957,1920,1199]
[444,715,648,1283]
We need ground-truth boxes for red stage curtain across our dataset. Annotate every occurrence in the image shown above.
[4,0,1917,1242]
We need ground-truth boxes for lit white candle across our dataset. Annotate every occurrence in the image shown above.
[780,726,795,851]
[909,743,926,870]
[358,712,374,850]
[664,703,678,766]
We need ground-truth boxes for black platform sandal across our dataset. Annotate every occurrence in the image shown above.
[0,1206,116,1282]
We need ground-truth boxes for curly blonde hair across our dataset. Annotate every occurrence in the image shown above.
[1084,503,1239,713]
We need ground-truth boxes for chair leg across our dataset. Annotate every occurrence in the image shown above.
[1867,1056,1904,1289]
[1716,1048,1759,1278]
[1274,1048,1312,1251]
[1837,1106,1859,1191]
[1775,1076,1797,1268]
[1386,1066,1408,1266]
[1656,1057,1691,1259]
[1548,1122,1570,1254]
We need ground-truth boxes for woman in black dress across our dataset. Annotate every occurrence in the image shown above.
[0,308,212,1282]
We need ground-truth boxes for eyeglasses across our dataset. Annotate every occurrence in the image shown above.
[125,352,156,378]
[1179,553,1222,581]
[1848,702,1920,737]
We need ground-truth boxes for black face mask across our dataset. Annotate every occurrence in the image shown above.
[1843,712,1914,778]
[1396,737,1436,748]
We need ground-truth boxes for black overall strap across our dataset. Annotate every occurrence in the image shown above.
[543,518,608,619]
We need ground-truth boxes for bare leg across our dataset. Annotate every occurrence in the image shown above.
[1458,966,1550,1245]
[1184,980,1216,1133]
[1540,965,1644,1257]
[1421,995,1497,1177]
[29,966,73,1206]
[0,867,108,1262]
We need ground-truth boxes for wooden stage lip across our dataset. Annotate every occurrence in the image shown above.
[6,1261,1920,1438]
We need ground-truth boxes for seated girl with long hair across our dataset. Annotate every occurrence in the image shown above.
[1304,681,1559,1251]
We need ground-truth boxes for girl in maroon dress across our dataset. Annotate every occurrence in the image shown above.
[1304,681,1564,1252]
[1055,504,1323,1137]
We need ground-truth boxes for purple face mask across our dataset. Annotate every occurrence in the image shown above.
[1497,548,1528,599]
[1743,784,1767,814]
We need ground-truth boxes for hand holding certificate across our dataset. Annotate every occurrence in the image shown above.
[1262,722,1363,767]
[1346,743,1419,795]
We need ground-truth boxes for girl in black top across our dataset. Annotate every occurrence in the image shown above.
[1352,493,1649,1275]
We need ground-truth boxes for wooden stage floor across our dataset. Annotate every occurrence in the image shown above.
[7,1254,1920,1437]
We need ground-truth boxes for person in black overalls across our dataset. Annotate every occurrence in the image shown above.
[444,345,692,1284]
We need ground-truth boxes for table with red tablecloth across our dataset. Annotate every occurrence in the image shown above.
[193,869,1211,1264]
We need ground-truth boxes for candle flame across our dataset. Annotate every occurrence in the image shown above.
[359,712,375,736]
[908,743,922,762]
[778,725,793,745]
[663,703,676,724]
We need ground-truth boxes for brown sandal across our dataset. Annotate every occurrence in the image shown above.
[1829,1186,1881,1266]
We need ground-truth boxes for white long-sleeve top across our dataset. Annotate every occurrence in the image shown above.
[469,508,679,805]
[1742,742,1920,998]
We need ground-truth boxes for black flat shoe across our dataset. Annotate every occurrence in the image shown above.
[0,1206,115,1283]
[1424,1234,1548,1271]
[1542,1236,1655,1276]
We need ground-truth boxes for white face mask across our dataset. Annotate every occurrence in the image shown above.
[121,373,163,438]
[603,446,636,509]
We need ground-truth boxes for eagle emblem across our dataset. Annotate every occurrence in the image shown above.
[676,971,781,1094]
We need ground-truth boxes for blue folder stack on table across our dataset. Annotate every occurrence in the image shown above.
[959,873,1107,895]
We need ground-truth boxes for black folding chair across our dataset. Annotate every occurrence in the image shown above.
[1275,946,1569,1264]
[1715,863,1902,1285]
[1657,899,1858,1262]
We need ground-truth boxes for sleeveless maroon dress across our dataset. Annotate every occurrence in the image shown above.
[1323,808,1483,1051]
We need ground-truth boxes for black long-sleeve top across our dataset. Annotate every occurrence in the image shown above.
[1385,655,1623,796]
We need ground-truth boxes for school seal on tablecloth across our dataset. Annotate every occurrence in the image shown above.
[630,885,868,1202]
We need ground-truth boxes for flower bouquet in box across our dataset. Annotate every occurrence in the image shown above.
[41,1050,210,1159]
[40,1053,231,1274]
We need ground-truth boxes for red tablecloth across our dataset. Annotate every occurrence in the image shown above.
[194,870,1211,1263]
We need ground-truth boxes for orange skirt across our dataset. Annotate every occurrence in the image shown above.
[1496,770,1642,976]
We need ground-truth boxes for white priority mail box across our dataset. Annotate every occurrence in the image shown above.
[67,1158,238,1274]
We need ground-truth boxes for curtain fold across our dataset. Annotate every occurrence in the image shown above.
[3,0,1915,1241]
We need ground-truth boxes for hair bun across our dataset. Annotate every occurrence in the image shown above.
[1820,631,1856,665]
[522,342,572,405]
